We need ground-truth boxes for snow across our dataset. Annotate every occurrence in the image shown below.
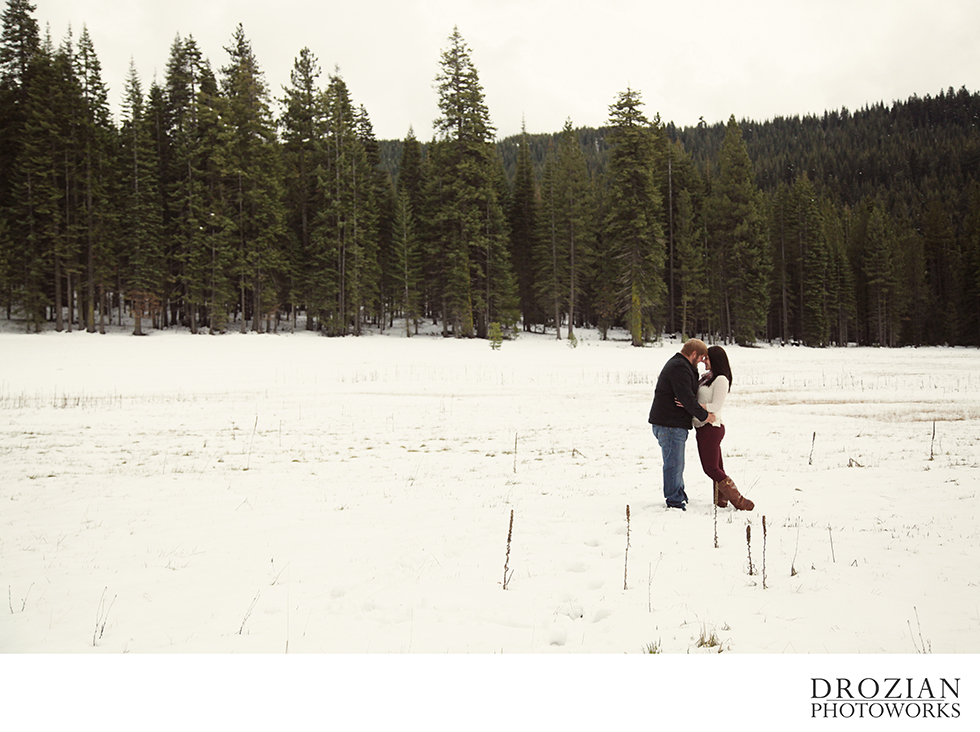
[2,323,978,725]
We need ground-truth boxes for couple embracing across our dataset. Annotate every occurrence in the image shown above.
[647,338,754,512]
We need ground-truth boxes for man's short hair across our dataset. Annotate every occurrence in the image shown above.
[680,338,708,358]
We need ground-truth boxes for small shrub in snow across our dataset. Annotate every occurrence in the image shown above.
[488,322,503,350]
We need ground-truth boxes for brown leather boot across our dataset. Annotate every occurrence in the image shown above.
[713,481,728,508]
[717,477,754,511]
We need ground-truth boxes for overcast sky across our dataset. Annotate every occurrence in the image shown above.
[33,0,980,140]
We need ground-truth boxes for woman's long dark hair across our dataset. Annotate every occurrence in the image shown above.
[704,345,733,389]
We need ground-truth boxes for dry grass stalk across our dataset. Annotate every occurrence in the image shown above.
[624,505,631,590]
[93,587,117,646]
[762,516,768,589]
[713,483,719,549]
[746,524,754,575]
[503,509,514,590]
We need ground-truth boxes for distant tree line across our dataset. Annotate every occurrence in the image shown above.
[2,0,979,346]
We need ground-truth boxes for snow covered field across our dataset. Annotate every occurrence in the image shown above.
[2,324,979,722]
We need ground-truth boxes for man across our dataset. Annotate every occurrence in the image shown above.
[648,339,715,510]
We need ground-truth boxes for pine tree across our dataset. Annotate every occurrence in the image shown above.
[862,200,898,346]
[603,88,666,346]
[430,27,517,338]
[389,129,424,335]
[507,122,540,331]
[397,128,425,215]
[705,116,770,345]
[674,188,707,338]
[660,138,702,334]
[118,60,165,335]
[535,119,593,339]
[769,182,796,343]
[163,35,210,332]
[795,175,830,346]
[921,197,960,344]
[396,128,428,327]
[537,142,561,335]
[822,200,856,345]
[8,33,57,331]
[196,66,236,334]
[962,181,980,346]
[144,80,169,324]
[897,221,928,346]
[74,26,114,333]
[0,0,40,226]
[49,35,81,331]
[0,0,37,87]
[279,47,324,331]
[221,24,286,333]
[312,71,372,335]
[391,188,421,335]
[355,105,386,333]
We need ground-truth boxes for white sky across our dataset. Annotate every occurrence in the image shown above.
[32,0,980,140]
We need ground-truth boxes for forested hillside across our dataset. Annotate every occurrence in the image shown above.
[3,0,979,346]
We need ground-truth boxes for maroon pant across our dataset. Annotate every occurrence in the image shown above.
[695,425,727,483]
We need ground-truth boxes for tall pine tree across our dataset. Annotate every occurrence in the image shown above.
[118,60,165,335]
[279,47,324,331]
[221,24,285,333]
[705,116,770,345]
[603,88,666,346]
[507,122,540,332]
[535,119,594,339]
[430,27,517,338]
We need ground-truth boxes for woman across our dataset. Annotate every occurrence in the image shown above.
[693,345,754,511]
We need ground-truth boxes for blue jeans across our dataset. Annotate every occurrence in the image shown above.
[652,425,689,507]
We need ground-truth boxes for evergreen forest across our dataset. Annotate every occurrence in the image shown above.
[3,1,980,347]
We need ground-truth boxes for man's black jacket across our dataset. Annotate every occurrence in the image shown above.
[648,352,710,429]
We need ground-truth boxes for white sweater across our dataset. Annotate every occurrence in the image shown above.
[693,374,729,429]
